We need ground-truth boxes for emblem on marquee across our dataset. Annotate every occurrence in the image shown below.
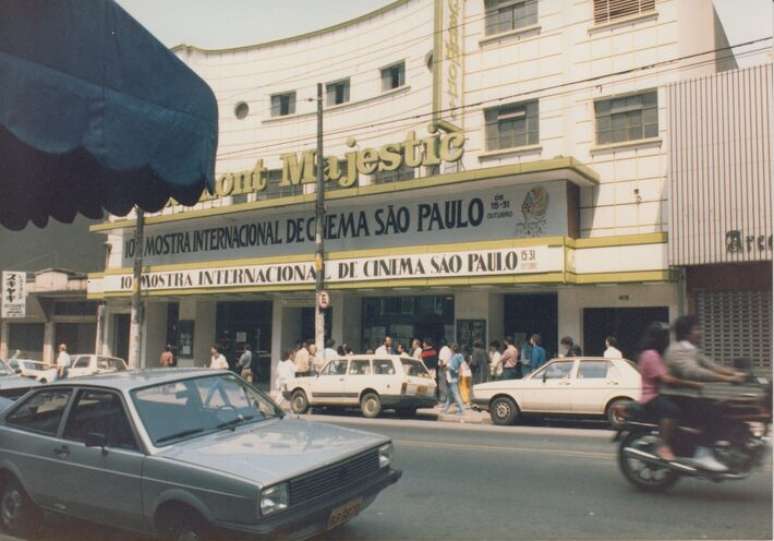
[515,186,549,237]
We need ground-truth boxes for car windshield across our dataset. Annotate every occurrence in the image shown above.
[98,357,126,371]
[131,373,281,446]
[400,358,431,378]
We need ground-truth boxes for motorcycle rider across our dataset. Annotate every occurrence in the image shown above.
[636,322,702,461]
[665,315,746,472]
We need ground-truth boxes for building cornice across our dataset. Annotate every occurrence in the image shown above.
[90,157,600,233]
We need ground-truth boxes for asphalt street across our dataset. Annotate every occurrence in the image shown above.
[2,416,771,541]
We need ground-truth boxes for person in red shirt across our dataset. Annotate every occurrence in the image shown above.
[637,322,701,461]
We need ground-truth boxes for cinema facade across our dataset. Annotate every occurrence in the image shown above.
[87,0,738,383]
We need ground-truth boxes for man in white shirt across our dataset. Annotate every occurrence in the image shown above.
[209,345,229,370]
[438,341,452,367]
[323,338,338,361]
[603,336,623,359]
[55,343,71,379]
[294,342,311,376]
[375,336,393,355]
[411,338,423,360]
[272,350,297,406]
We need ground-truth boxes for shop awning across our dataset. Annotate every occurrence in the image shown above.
[0,0,218,231]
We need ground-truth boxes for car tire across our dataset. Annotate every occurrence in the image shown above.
[490,396,519,426]
[360,392,382,418]
[290,390,310,415]
[161,509,212,541]
[606,398,633,429]
[0,476,40,537]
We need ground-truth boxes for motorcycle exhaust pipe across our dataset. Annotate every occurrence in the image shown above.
[622,447,699,475]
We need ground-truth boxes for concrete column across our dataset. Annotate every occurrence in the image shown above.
[192,300,216,368]
[94,303,106,356]
[144,301,168,368]
[43,321,55,365]
[0,321,8,360]
[270,301,283,392]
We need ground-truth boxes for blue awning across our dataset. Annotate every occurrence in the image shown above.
[0,0,218,230]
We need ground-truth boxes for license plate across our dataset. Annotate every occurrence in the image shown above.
[328,498,362,530]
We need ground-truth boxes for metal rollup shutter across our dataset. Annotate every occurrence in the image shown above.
[696,290,772,370]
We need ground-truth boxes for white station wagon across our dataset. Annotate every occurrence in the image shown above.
[472,357,640,427]
[286,355,437,418]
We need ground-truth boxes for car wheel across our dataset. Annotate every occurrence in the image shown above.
[490,396,519,426]
[360,392,382,418]
[0,477,40,537]
[606,398,633,429]
[290,390,309,414]
[39,378,47,384]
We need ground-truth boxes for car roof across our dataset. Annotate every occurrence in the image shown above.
[45,368,225,391]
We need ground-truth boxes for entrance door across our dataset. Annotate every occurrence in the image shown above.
[582,307,669,360]
[504,293,558,357]
[113,314,130,362]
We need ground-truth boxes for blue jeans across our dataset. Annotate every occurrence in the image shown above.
[443,381,465,415]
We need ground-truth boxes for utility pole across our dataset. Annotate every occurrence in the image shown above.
[128,206,145,368]
[314,82,326,354]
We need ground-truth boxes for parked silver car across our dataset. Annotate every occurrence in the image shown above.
[0,369,400,540]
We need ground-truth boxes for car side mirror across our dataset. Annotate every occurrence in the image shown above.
[85,432,108,453]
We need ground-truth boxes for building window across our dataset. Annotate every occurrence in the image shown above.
[381,62,406,92]
[593,0,655,25]
[372,163,415,184]
[595,90,658,145]
[270,92,296,117]
[234,101,249,120]
[484,100,539,150]
[325,79,350,106]
[485,0,538,36]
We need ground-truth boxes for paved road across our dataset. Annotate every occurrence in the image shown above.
[3,417,771,541]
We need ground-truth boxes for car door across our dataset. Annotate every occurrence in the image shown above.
[309,360,349,405]
[344,358,374,405]
[53,388,144,530]
[520,360,575,413]
[1,388,73,510]
[67,355,91,378]
[571,360,616,414]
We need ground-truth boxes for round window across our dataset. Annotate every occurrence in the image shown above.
[234,102,249,120]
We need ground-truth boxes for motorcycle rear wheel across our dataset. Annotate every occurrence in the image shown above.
[618,431,681,492]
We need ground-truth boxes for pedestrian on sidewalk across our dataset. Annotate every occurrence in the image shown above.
[309,343,325,374]
[412,338,423,360]
[437,339,452,402]
[528,334,546,372]
[294,341,311,377]
[272,350,297,407]
[459,353,473,405]
[603,336,623,358]
[324,338,338,360]
[237,343,253,382]
[209,345,228,370]
[56,343,71,379]
[471,340,488,384]
[160,344,175,368]
[421,338,439,390]
[442,344,465,419]
[488,341,503,380]
[396,342,406,355]
[375,336,394,355]
[500,338,521,379]
[560,336,582,357]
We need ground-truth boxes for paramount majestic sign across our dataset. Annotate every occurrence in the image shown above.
[95,246,562,295]
[178,128,464,206]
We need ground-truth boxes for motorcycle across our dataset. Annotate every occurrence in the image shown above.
[614,379,771,492]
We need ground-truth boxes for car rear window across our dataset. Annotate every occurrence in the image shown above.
[400,358,430,378]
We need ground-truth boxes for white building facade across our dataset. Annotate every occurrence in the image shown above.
[88,0,743,383]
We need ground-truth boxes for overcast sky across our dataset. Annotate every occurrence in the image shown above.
[116,0,772,67]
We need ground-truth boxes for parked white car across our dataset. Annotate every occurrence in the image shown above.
[66,354,128,378]
[286,355,437,418]
[8,359,57,383]
[472,357,640,427]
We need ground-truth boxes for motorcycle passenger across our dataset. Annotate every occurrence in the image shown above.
[637,322,702,461]
[665,315,746,472]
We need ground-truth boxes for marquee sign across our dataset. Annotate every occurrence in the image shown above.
[95,245,563,295]
[123,182,569,267]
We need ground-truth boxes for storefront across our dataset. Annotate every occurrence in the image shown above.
[668,65,773,370]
